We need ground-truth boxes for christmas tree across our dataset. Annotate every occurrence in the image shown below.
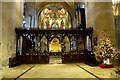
[94,32,119,64]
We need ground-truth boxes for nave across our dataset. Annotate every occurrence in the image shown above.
[2,63,118,79]
[1,1,120,80]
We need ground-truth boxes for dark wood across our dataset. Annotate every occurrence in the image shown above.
[22,55,31,64]
[39,55,49,64]
[15,28,93,35]
[31,55,39,64]
[15,28,93,64]
[62,54,87,63]
[80,8,86,29]
[16,54,49,64]
[62,53,96,63]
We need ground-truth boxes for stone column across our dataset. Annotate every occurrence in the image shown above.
[2,3,9,67]
[72,14,76,29]
[116,3,120,48]
[78,10,81,25]
[87,2,116,47]
[29,15,32,28]
[76,10,78,27]
[0,1,2,74]
[2,2,23,67]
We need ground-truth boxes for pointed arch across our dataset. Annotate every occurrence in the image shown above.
[63,36,70,53]
[49,37,61,52]
[41,36,48,53]
[38,3,72,29]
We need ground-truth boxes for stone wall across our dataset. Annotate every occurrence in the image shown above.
[2,2,22,67]
[0,1,2,79]
[86,2,116,48]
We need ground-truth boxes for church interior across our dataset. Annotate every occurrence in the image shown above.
[0,0,120,79]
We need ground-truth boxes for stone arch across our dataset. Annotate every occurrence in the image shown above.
[49,37,61,52]
[37,2,74,19]
[37,3,73,29]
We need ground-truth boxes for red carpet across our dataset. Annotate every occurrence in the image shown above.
[99,64,114,68]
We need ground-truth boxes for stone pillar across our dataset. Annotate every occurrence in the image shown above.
[87,2,116,47]
[2,2,11,67]
[76,10,78,27]
[34,8,38,28]
[0,2,2,77]
[29,15,32,28]
[2,2,23,67]
[116,3,120,48]
[78,10,81,25]
[72,14,76,29]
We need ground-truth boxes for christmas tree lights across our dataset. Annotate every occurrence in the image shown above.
[94,31,119,64]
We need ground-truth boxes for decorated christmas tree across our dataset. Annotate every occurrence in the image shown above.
[94,32,119,64]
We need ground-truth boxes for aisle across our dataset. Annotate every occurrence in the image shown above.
[2,63,118,80]
[76,63,117,79]
[49,55,62,64]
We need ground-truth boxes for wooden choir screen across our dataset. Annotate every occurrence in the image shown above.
[15,28,93,64]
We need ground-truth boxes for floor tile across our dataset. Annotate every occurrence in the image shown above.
[20,64,95,78]
[2,63,119,79]
[77,63,118,78]
[2,64,34,78]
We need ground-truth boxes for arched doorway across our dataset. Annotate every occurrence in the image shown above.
[49,37,62,64]
[49,38,61,53]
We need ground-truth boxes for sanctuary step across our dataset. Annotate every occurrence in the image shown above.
[49,55,62,64]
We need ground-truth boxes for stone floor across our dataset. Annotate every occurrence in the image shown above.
[1,57,120,80]
[2,63,120,80]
